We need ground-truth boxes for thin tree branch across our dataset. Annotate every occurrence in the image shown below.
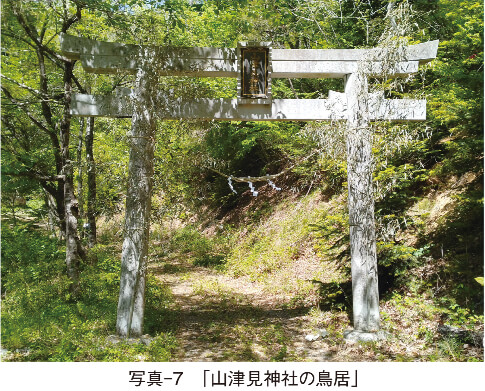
[2,169,61,197]
[1,115,31,151]
[1,74,48,101]
[72,73,87,94]
[288,78,299,99]
[3,170,66,183]
[1,30,38,50]
[35,47,55,128]
[63,2,83,32]
[12,4,72,63]
[1,86,53,135]
[39,14,50,42]
[2,86,62,172]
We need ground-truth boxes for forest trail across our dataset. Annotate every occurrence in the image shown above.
[150,228,485,362]
[153,254,361,362]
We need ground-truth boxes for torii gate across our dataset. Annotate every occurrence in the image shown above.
[60,34,438,341]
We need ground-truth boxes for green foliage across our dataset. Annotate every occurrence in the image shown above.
[316,281,352,312]
[375,164,427,207]
[443,301,484,327]
[1,223,176,361]
[373,127,435,216]
[226,193,322,279]
[435,337,468,361]
[311,206,350,268]
[427,186,484,312]
[423,0,483,176]
[199,120,313,206]
[1,223,64,288]
[161,225,230,270]
[377,241,430,293]
[432,189,483,255]
[377,242,428,271]
[193,254,226,268]
[90,119,131,216]
[315,158,347,194]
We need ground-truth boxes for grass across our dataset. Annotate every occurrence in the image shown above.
[1,184,483,362]
[1,220,177,362]
[225,191,328,281]
[152,186,483,362]
[194,320,300,361]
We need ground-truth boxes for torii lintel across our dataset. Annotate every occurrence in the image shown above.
[60,33,438,78]
[60,34,438,122]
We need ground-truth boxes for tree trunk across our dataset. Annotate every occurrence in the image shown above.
[77,117,84,226]
[6,0,85,285]
[85,116,97,248]
[61,61,85,296]
[116,68,156,337]
[10,192,18,225]
[43,188,59,237]
[39,181,65,239]
[345,72,380,332]
[55,182,66,239]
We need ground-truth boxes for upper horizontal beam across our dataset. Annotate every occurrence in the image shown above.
[273,41,439,64]
[60,34,438,78]
[60,34,236,61]
[70,93,426,122]
[79,54,238,77]
[272,60,419,78]
[78,53,418,78]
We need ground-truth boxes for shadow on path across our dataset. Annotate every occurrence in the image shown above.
[151,258,332,361]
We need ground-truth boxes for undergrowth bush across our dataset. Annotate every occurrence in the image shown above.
[225,193,321,279]
[1,222,176,361]
[311,207,350,268]
[200,120,315,207]
[165,225,229,269]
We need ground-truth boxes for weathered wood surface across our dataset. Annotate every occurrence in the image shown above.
[60,34,438,77]
[272,60,419,78]
[70,93,426,122]
[344,72,380,332]
[116,68,156,337]
[273,41,439,64]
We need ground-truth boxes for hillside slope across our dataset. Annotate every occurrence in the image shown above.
[147,175,483,361]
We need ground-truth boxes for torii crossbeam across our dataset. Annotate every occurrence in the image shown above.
[60,34,438,340]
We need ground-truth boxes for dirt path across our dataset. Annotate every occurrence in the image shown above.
[153,257,341,362]
[149,243,463,362]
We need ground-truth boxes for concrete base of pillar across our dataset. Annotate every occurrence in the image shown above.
[106,334,153,345]
[343,329,390,343]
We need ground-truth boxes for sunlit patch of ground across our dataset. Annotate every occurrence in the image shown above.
[148,190,482,362]
[151,254,483,362]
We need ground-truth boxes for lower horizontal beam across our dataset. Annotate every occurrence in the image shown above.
[71,93,426,122]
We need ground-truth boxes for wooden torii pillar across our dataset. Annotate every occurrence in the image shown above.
[60,34,438,339]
